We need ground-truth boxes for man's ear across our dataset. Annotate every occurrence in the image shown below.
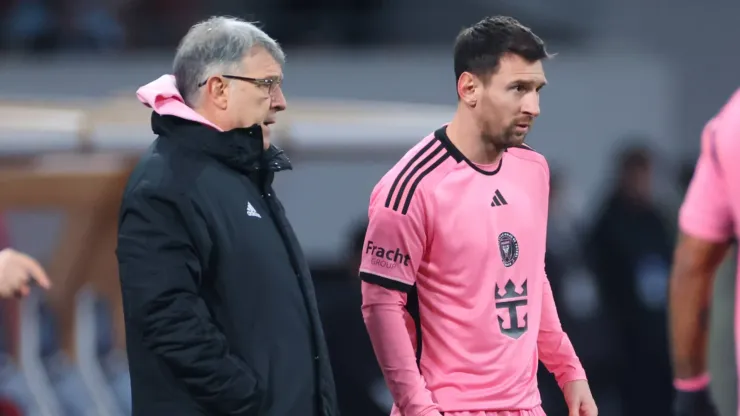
[206,77,229,110]
[457,72,478,107]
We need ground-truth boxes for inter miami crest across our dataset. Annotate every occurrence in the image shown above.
[495,279,528,339]
[498,232,519,267]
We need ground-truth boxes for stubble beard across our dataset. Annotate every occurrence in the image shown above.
[486,123,526,150]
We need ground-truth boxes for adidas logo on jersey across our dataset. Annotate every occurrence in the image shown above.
[246,202,261,218]
[491,189,508,207]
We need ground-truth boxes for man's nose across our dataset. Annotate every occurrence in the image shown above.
[271,87,287,112]
[522,93,540,117]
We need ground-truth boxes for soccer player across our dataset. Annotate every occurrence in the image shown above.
[359,16,597,416]
[669,88,740,416]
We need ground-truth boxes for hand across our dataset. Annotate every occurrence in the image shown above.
[0,248,51,298]
[674,389,719,416]
[563,380,598,416]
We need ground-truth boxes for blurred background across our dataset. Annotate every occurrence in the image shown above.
[0,0,738,415]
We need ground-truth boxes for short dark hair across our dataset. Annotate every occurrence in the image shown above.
[454,16,549,83]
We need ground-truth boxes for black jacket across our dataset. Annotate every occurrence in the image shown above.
[116,113,339,416]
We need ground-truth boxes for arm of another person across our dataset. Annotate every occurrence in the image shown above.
[117,185,262,415]
[0,248,51,298]
[670,125,734,384]
[360,187,441,416]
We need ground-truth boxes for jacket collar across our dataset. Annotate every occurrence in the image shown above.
[151,113,292,175]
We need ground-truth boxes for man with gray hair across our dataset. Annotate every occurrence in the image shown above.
[117,16,339,416]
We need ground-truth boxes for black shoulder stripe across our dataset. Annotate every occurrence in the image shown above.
[390,142,446,214]
[360,272,414,293]
[385,139,438,209]
[402,152,450,215]
[392,142,445,212]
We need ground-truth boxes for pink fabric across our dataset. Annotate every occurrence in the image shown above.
[363,290,439,416]
[444,407,546,416]
[678,88,740,416]
[673,373,711,392]
[678,106,735,243]
[360,131,585,414]
[136,74,223,131]
[538,278,587,389]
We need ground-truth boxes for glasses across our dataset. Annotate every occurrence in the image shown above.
[198,75,282,94]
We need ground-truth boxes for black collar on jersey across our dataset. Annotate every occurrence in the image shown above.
[150,113,292,175]
[434,125,503,176]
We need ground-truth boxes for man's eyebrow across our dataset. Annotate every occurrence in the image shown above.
[509,79,547,89]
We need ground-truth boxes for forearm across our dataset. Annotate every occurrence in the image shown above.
[140,290,262,415]
[668,232,730,380]
[538,279,586,388]
[538,330,587,387]
[120,255,262,415]
[669,268,714,378]
[362,286,439,416]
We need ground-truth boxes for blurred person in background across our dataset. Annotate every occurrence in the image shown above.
[359,16,596,416]
[537,168,576,416]
[669,88,740,416]
[312,221,390,416]
[272,0,384,46]
[117,16,338,416]
[120,0,200,48]
[2,0,124,51]
[0,248,50,298]
[542,170,620,416]
[585,143,674,415]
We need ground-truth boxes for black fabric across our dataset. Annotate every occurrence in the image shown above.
[117,114,338,416]
[586,192,674,416]
[312,266,388,416]
[674,389,719,416]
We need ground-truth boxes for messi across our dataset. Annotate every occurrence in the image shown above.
[365,241,411,267]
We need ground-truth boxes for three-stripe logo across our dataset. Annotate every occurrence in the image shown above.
[491,189,508,207]
[384,139,450,215]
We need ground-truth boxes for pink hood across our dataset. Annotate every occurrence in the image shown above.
[136,74,223,131]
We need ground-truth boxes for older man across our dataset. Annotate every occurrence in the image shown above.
[117,17,338,416]
[0,248,50,298]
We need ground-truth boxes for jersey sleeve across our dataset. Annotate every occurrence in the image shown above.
[538,275,587,388]
[679,123,734,242]
[359,184,427,292]
[359,183,441,415]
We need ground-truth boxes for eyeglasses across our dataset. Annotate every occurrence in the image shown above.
[197,75,283,94]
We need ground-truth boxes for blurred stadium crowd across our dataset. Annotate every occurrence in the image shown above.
[0,1,738,416]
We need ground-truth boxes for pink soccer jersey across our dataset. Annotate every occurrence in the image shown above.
[359,126,586,415]
[679,88,740,415]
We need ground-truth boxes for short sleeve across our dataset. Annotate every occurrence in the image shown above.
[359,185,427,293]
[679,123,734,242]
